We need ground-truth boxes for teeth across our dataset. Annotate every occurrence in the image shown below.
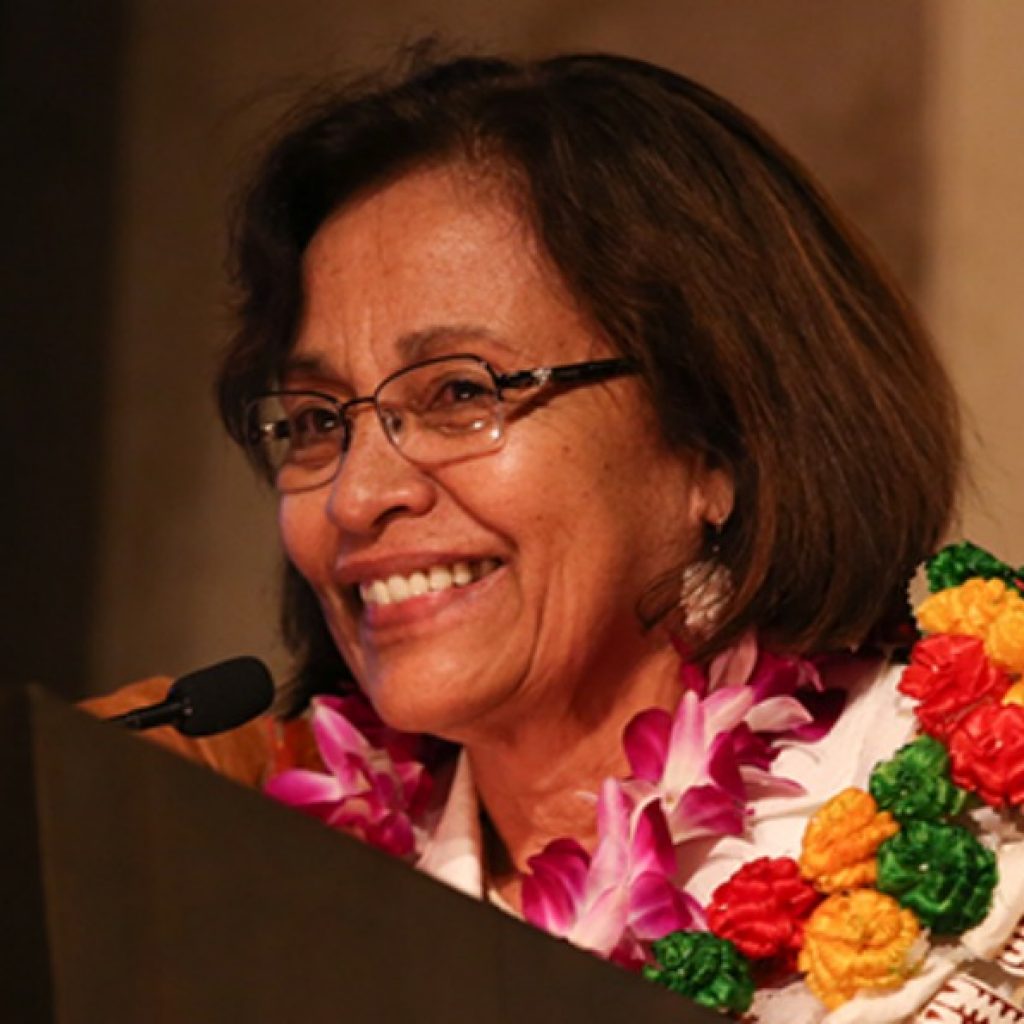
[428,566,452,592]
[359,559,500,606]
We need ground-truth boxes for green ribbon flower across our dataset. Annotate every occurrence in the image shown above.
[876,820,997,934]
[869,735,968,823]
[643,931,754,1014]
[926,541,1024,596]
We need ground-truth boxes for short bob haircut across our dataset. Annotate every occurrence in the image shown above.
[218,49,961,715]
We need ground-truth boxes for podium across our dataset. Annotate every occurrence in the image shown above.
[2,685,719,1022]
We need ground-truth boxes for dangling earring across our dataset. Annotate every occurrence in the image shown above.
[679,519,733,638]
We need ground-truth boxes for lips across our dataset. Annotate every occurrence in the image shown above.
[354,558,502,607]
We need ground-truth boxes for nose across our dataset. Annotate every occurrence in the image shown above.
[324,403,436,536]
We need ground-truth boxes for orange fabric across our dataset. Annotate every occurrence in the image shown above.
[267,715,325,775]
[81,676,280,788]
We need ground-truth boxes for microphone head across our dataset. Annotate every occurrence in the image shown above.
[168,656,275,737]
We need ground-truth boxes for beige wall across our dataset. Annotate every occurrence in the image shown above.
[89,1,1021,691]
[923,1,1024,568]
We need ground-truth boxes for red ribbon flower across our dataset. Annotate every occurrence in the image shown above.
[707,856,820,971]
[898,633,1011,740]
[947,701,1024,808]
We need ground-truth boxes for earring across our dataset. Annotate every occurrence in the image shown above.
[679,520,733,637]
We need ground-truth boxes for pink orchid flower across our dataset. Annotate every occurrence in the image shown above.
[622,682,812,845]
[680,630,824,700]
[522,779,703,963]
[680,630,845,741]
[264,696,433,860]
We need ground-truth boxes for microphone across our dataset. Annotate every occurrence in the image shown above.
[106,656,275,737]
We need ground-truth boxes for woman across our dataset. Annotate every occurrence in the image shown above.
[91,51,1024,1022]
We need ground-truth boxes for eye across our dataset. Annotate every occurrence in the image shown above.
[275,397,344,464]
[408,372,494,432]
[377,359,501,447]
[289,403,342,442]
[434,377,492,406]
[416,371,495,411]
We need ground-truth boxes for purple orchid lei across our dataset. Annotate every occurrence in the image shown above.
[264,632,847,966]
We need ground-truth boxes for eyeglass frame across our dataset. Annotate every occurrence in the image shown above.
[244,353,639,488]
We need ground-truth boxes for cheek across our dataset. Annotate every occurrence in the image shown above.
[278,493,332,584]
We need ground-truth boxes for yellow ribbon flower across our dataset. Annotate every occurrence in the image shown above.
[1003,681,1024,706]
[799,788,898,892]
[987,605,1024,675]
[916,578,1023,641]
[798,890,922,1009]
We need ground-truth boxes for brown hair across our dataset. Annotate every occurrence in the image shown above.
[218,50,961,714]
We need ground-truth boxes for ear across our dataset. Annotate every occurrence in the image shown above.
[688,459,735,530]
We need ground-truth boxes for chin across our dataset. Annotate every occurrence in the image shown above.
[356,664,497,741]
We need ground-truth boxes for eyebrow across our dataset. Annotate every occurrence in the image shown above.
[396,324,520,362]
[280,352,331,379]
[282,323,523,381]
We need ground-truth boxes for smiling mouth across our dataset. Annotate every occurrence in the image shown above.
[357,558,502,607]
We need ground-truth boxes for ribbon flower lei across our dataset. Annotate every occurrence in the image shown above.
[665,541,1023,1016]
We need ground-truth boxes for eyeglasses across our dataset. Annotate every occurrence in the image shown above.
[245,353,638,492]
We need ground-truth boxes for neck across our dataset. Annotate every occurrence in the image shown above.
[463,637,682,901]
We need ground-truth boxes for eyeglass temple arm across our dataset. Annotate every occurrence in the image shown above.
[497,358,637,393]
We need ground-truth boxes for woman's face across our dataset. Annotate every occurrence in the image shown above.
[279,165,729,742]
